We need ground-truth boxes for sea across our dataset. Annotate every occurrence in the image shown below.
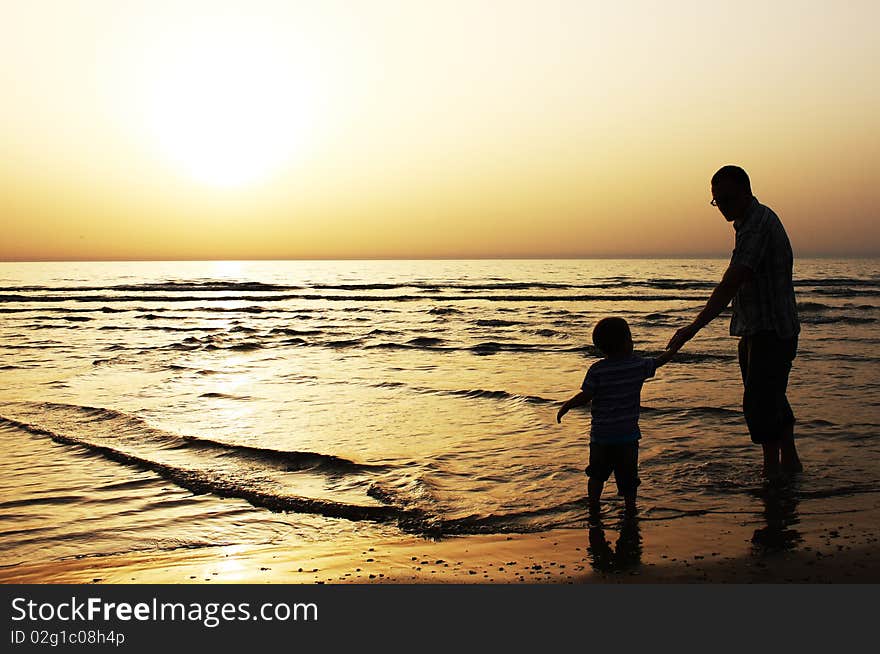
[1,258,878,567]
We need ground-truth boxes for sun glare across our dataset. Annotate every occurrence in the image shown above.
[146,25,318,188]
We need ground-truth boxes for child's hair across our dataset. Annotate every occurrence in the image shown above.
[592,317,632,356]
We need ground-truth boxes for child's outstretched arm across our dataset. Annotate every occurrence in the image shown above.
[556,388,593,423]
[653,348,676,369]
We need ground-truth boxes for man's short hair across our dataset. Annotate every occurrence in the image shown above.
[592,317,631,355]
[711,165,751,192]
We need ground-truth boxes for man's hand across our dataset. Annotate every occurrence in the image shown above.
[669,264,749,352]
[666,322,700,353]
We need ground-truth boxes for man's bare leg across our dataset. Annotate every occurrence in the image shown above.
[623,493,637,518]
[762,442,781,479]
[780,422,803,473]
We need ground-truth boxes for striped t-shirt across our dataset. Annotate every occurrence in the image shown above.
[581,355,657,443]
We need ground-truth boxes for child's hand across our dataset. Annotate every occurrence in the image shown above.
[556,404,568,423]
[557,390,589,423]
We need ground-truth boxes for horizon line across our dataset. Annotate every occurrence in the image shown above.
[1,253,878,264]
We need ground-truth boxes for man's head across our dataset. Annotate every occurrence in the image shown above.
[592,317,633,357]
[711,165,753,223]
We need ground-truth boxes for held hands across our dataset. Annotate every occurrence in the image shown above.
[666,322,700,353]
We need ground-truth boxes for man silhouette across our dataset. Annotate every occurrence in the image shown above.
[667,165,802,479]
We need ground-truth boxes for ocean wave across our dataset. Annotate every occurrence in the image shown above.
[3,274,877,303]
[798,301,877,313]
[810,288,880,297]
[367,329,400,336]
[428,307,463,315]
[367,381,554,405]
[438,388,553,405]
[644,312,674,320]
[25,323,83,330]
[269,328,323,336]
[92,356,133,367]
[0,278,745,294]
[358,339,734,360]
[475,319,522,327]
[798,301,833,312]
[638,279,717,290]
[792,483,880,500]
[471,342,506,355]
[371,381,407,388]
[0,281,297,293]
[396,498,592,536]
[324,338,365,348]
[407,336,445,347]
[0,404,427,529]
[796,277,880,288]
[97,324,224,333]
[531,328,568,338]
[641,405,743,420]
[198,392,253,401]
[226,343,263,352]
[0,402,388,476]
[364,342,416,351]
[0,292,709,304]
[800,315,876,325]
[229,325,258,333]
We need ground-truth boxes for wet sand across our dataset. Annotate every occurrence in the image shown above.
[3,499,878,584]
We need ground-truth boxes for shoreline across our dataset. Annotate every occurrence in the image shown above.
[3,501,878,584]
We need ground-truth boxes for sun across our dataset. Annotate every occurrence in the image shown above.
[145,24,318,188]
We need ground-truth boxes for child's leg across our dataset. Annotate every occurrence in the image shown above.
[588,478,604,516]
[586,443,611,520]
[616,442,640,516]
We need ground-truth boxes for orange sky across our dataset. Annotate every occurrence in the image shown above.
[1,1,877,260]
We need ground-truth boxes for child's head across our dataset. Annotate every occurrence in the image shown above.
[592,317,633,357]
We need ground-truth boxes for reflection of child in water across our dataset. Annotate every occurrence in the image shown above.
[557,317,675,517]
[588,520,642,573]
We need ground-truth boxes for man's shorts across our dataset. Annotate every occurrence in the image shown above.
[586,442,640,496]
[738,330,798,444]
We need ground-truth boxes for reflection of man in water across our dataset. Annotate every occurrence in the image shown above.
[587,519,642,573]
[751,483,802,554]
[667,165,802,480]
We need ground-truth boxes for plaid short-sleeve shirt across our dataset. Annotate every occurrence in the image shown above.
[729,197,800,338]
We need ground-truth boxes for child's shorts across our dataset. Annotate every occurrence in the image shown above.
[586,442,640,496]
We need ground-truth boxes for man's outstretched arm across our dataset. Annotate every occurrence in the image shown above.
[666,263,752,352]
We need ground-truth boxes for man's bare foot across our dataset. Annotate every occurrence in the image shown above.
[762,461,781,478]
[780,426,801,473]
[781,460,803,474]
[780,444,803,474]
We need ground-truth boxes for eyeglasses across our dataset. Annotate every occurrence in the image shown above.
[710,197,735,207]
[709,195,739,207]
